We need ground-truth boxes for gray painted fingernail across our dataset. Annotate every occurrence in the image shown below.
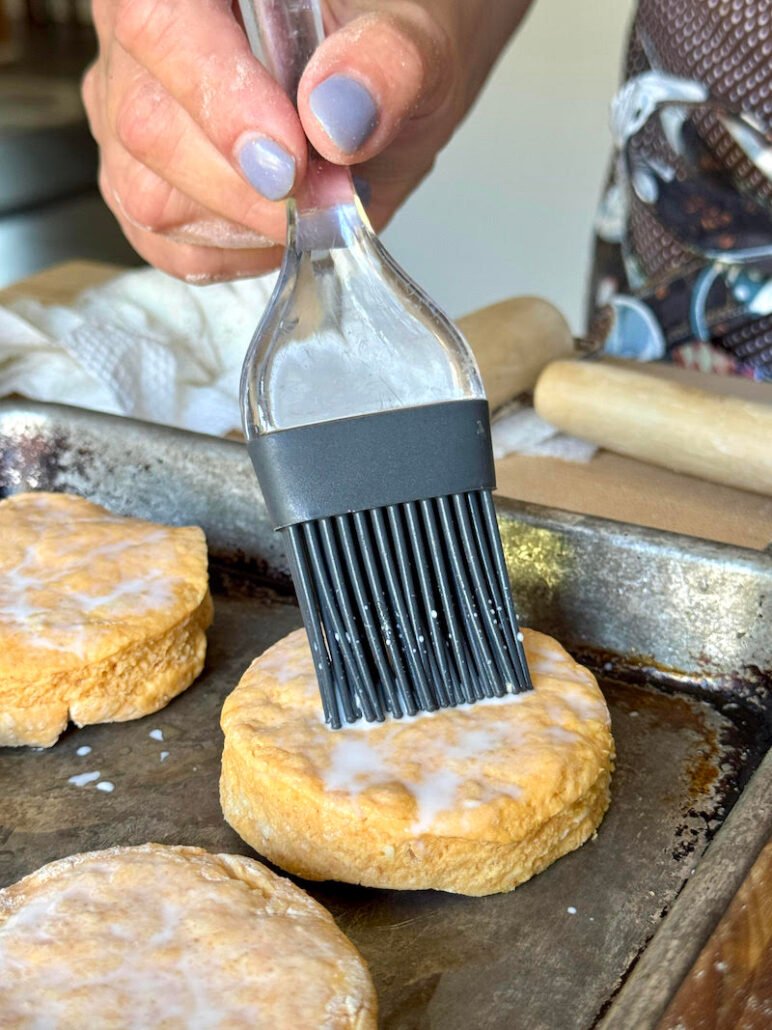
[237,136,295,200]
[310,75,378,153]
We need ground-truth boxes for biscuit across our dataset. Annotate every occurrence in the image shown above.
[221,628,614,896]
[0,844,376,1028]
[0,492,213,747]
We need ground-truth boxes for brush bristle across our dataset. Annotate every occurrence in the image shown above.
[283,489,532,728]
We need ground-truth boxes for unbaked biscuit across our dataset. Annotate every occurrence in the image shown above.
[0,492,213,747]
[0,844,376,1028]
[220,627,614,896]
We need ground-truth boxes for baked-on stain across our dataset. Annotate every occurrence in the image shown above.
[603,680,720,801]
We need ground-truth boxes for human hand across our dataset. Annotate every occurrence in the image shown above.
[83,0,531,283]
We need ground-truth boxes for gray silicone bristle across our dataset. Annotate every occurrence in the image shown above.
[283,489,532,729]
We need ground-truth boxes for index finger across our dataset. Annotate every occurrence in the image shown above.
[114,0,308,200]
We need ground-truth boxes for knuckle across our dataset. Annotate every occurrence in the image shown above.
[392,3,456,105]
[81,62,96,98]
[104,160,173,233]
[97,166,116,212]
[81,64,99,122]
[114,78,168,162]
[91,0,114,40]
[114,0,171,57]
[239,194,286,243]
[113,0,144,52]
[119,185,170,233]
[100,166,170,242]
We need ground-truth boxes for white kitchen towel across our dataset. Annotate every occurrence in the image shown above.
[0,267,278,436]
[0,266,595,460]
[491,402,597,463]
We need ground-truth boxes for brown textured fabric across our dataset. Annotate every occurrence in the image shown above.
[629,0,772,272]
[589,0,772,378]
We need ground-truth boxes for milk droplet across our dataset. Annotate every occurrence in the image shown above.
[160,751,169,762]
[68,771,100,788]
[149,729,164,741]
[76,745,92,757]
[96,781,114,793]
[567,906,577,915]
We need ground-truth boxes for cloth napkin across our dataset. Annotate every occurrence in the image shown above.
[0,265,595,460]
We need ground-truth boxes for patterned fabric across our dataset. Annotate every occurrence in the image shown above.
[589,0,772,378]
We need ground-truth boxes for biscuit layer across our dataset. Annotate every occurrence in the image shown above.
[220,627,614,896]
[0,844,376,1028]
[0,492,212,746]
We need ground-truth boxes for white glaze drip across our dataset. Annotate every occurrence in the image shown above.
[322,695,529,832]
[252,629,610,835]
[0,892,262,1028]
[68,771,100,787]
[0,501,191,657]
[0,850,364,1027]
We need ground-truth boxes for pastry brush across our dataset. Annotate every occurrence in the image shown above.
[238,0,532,728]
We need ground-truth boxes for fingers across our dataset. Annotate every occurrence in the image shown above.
[102,161,284,283]
[90,120,284,281]
[298,3,456,163]
[113,0,307,202]
[119,221,283,283]
[87,0,461,280]
[102,47,288,243]
[85,44,287,271]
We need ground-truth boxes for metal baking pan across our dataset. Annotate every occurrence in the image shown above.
[1,399,770,1030]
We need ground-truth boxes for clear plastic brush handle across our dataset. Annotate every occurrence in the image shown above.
[238,0,323,106]
[237,0,357,231]
[238,0,485,436]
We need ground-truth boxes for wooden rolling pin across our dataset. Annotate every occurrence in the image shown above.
[456,297,574,411]
[534,360,772,496]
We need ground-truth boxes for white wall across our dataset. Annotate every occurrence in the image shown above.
[382,0,636,332]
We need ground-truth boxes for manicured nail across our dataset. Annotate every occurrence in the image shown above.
[237,135,295,200]
[310,74,378,153]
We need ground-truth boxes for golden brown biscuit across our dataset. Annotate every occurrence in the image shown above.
[0,492,213,747]
[0,844,376,1028]
[221,628,614,896]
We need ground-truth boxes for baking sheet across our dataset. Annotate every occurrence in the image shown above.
[1,400,771,1029]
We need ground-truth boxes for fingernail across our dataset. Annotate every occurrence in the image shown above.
[237,135,295,200]
[352,175,372,206]
[310,74,378,153]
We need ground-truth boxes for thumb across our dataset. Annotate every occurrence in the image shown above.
[297,6,454,163]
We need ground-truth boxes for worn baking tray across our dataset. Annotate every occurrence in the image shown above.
[1,399,770,1030]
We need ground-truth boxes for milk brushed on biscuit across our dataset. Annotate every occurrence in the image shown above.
[220,628,614,896]
[0,844,376,1029]
[0,492,213,747]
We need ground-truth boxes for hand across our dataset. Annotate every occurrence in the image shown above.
[83,0,531,283]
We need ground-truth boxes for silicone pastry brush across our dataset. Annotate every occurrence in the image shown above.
[239,0,532,728]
